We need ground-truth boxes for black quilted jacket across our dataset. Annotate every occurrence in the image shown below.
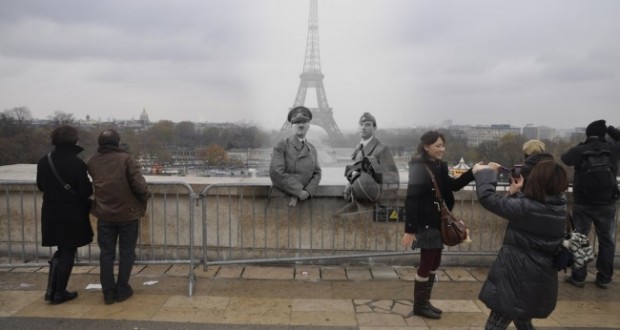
[475,169,566,319]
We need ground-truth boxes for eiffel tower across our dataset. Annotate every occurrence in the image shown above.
[280,0,344,146]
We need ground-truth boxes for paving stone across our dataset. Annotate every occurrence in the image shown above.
[346,267,372,280]
[467,267,488,281]
[165,264,191,276]
[215,266,243,278]
[321,266,347,280]
[371,267,398,279]
[194,265,219,278]
[394,266,416,281]
[291,298,353,312]
[136,264,171,277]
[89,265,145,275]
[295,266,320,281]
[356,312,408,327]
[242,266,293,280]
[444,267,477,281]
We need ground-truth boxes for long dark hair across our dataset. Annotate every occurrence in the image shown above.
[414,130,445,160]
[523,159,568,202]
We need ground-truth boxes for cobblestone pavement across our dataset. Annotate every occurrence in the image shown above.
[1,264,619,329]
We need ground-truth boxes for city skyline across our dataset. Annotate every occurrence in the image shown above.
[1,1,619,131]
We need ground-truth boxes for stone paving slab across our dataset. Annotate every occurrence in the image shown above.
[243,266,294,280]
[320,267,347,280]
[215,265,244,278]
[370,266,399,280]
[295,266,321,281]
[345,267,372,281]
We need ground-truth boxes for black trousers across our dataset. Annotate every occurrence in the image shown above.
[97,219,139,297]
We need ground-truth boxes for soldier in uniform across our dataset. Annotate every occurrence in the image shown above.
[269,106,322,208]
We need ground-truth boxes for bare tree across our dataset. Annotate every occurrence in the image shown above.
[48,110,75,126]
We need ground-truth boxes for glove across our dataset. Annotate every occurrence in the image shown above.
[343,184,352,200]
[607,125,620,141]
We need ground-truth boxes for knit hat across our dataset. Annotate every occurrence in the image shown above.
[522,140,545,157]
[585,119,607,138]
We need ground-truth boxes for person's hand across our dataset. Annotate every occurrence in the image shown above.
[487,162,502,171]
[402,233,416,249]
[508,175,524,195]
[298,190,310,201]
[472,162,489,174]
[348,170,360,182]
[343,184,352,200]
[289,196,298,207]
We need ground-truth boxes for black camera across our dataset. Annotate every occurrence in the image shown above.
[499,165,523,178]
[510,165,523,178]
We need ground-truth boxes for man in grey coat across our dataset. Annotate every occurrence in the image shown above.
[269,106,322,208]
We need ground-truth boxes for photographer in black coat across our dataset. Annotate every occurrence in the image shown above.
[561,119,620,289]
[36,125,93,304]
[474,160,568,329]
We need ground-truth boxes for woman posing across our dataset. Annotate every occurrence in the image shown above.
[401,131,475,319]
[473,160,568,329]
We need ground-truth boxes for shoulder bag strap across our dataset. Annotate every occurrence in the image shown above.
[424,165,445,204]
[47,152,77,195]
[566,211,575,233]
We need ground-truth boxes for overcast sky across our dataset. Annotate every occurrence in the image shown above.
[1,0,619,132]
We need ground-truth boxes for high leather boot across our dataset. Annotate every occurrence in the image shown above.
[514,319,535,330]
[427,273,443,314]
[485,310,512,330]
[413,280,441,319]
[44,251,59,301]
[50,255,77,305]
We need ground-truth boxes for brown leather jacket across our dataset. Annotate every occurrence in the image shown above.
[87,145,148,222]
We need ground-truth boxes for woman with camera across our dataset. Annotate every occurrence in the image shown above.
[473,160,568,329]
[401,130,475,319]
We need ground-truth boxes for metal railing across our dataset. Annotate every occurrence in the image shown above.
[0,180,198,296]
[2,179,619,297]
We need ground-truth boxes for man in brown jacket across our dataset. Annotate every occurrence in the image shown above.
[88,129,148,305]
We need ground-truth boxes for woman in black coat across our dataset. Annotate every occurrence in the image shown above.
[36,125,93,304]
[401,131,475,319]
[473,160,568,330]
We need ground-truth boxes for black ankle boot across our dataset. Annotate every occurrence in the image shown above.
[44,252,59,301]
[427,274,443,314]
[51,291,78,305]
[413,280,441,319]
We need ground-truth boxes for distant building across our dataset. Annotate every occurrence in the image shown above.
[450,124,521,147]
[139,108,150,126]
[522,124,557,140]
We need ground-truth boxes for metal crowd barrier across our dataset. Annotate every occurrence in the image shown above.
[2,179,619,297]
[0,180,198,296]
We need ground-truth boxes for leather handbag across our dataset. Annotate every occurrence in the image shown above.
[424,165,467,246]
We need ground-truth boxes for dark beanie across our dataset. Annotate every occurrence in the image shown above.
[586,119,607,137]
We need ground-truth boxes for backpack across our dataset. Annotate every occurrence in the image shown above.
[578,148,618,204]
